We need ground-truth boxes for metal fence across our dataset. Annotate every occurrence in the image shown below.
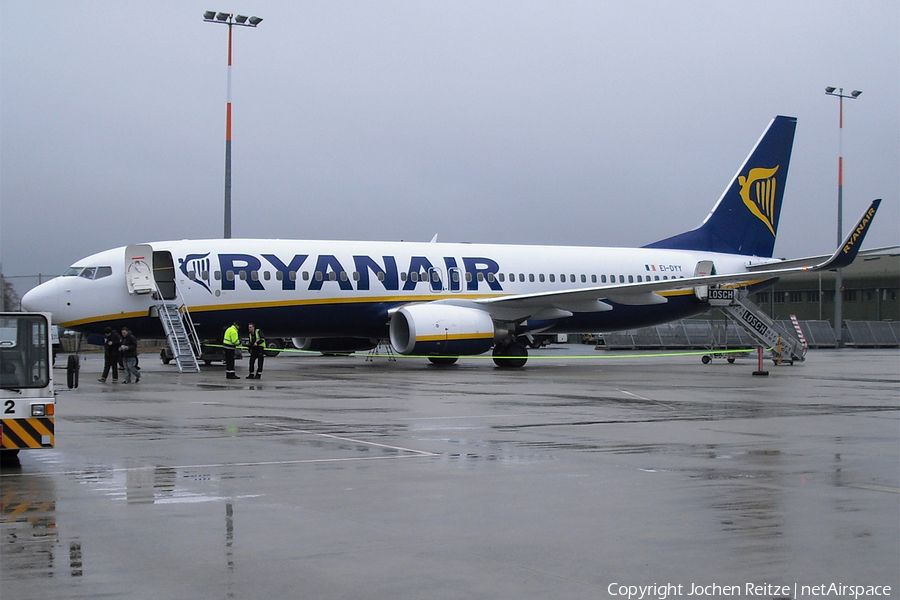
[599,320,897,350]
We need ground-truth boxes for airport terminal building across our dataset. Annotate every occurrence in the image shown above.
[753,251,899,322]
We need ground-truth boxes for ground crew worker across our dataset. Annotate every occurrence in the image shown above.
[246,323,265,379]
[223,321,240,379]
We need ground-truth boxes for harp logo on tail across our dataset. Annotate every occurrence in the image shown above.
[738,166,779,236]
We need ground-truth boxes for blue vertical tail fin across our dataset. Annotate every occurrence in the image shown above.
[645,115,797,258]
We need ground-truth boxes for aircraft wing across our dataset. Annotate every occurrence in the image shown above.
[464,198,882,322]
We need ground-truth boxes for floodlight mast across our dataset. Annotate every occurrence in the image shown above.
[203,11,263,239]
[824,86,862,345]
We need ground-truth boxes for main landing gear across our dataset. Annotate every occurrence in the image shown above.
[424,340,530,368]
[492,340,528,369]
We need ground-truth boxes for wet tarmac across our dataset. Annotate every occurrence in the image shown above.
[2,347,898,599]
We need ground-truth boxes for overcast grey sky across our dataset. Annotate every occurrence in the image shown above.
[2,1,898,296]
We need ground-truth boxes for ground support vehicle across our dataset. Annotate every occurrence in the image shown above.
[1,312,56,463]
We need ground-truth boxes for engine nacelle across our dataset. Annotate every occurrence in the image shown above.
[292,337,378,354]
[389,304,496,356]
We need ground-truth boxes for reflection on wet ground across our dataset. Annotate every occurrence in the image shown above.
[1,472,82,582]
[1,348,897,598]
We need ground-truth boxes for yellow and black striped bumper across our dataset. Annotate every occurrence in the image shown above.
[1,418,55,449]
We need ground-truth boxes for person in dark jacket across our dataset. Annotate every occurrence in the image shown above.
[98,326,121,383]
[119,327,140,384]
[246,323,265,379]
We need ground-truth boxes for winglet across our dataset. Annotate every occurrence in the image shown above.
[813,199,882,271]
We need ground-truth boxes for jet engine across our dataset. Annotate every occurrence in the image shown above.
[389,303,496,356]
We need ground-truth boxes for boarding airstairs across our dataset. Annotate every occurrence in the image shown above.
[155,300,202,373]
[706,287,807,364]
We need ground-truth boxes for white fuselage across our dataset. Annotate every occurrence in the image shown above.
[23,238,764,341]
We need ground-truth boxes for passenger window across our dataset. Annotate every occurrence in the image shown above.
[581,274,587,283]
[637,275,642,282]
[601,275,607,283]
[377,272,385,282]
[539,274,545,282]
[340,271,348,282]
[400,272,407,282]
[95,266,113,279]
[276,271,284,281]
[619,275,625,283]
[465,273,472,282]
[549,274,555,283]
[477,273,484,282]
[519,274,525,282]
[215,271,222,281]
[654,275,660,281]
[290,271,297,281]
[499,273,505,282]
[328,271,337,281]
[628,275,634,283]
[591,274,597,283]
[353,271,360,281]
[410,272,418,282]
[487,273,495,283]
[226,271,235,281]
[529,274,535,282]
[264,271,271,281]
[251,271,259,281]
[315,271,323,282]
[302,271,310,281]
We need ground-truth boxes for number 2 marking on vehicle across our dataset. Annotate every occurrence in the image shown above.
[3,400,14,414]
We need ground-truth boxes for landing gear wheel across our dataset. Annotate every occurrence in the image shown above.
[66,354,80,388]
[264,338,283,357]
[726,357,736,364]
[701,355,711,365]
[493,342,528,369]
[428,356,459,366]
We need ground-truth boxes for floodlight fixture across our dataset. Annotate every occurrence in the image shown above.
[235,15,248,24]
[248,16,263,25]
[216,12,230,21]
[825,86,836,94]
[851,90,862,98]
[203,10,216,20]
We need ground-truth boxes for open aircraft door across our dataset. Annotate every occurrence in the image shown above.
[693,260,715,301]
[125,245,155,295]
[152,251,177,300]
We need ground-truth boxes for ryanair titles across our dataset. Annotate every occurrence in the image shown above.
[842,205,877,255]
[179,252,504,294]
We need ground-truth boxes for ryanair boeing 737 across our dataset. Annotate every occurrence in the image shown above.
[22,116,882,368]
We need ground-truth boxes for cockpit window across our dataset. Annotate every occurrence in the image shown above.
[64,266,113,280]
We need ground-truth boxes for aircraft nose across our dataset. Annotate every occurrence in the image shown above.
[22,279,61,317]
